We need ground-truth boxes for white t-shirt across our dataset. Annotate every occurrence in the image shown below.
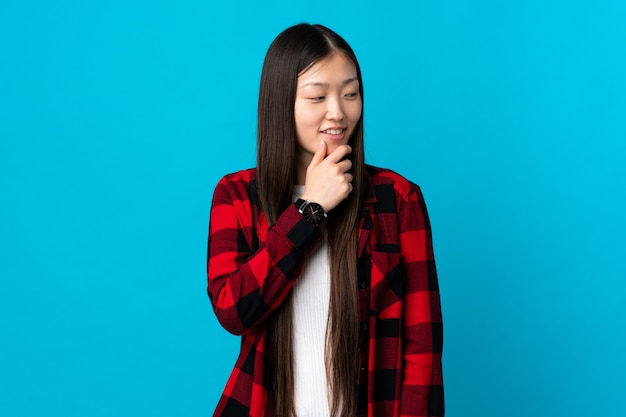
[292,186,332,417]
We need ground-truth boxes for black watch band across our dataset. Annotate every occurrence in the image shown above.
[295,198,327,225]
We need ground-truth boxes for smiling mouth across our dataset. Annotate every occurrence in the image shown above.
[321,128,345,135]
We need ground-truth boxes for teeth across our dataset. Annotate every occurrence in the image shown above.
[323,129,344,135]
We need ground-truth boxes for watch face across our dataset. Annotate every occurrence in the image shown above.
[304,202,325,224]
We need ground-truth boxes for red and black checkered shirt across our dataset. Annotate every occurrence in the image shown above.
[207,165,444,417]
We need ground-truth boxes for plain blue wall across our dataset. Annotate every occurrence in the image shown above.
[1,1,625,416]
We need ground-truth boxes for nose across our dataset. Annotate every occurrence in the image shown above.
[325,96,344,121]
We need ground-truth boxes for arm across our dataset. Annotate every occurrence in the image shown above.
[398,185,444,417]
[207,176,322,335]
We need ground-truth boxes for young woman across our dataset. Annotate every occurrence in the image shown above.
[207,23,444,417]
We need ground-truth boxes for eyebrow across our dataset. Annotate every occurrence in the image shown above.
[299,77,359,89]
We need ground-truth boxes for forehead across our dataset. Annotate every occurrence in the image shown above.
[297,53,358,84]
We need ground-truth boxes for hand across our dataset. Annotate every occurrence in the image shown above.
[301,140,353,213]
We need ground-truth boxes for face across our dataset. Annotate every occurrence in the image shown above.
[294,53,362,168]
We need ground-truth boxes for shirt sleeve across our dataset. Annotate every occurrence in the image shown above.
[207,176,323,335]
[398,185,444,417]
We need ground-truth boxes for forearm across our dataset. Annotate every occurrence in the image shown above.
[208,200,322,335]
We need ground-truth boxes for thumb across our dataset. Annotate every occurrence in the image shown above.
[309,140,327,166]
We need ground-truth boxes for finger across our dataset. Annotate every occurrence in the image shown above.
[309,140,327,167]
[344,173,354,183]
[324,144,352,163]
[337,159,353,173]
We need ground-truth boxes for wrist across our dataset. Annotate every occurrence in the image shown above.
[300,194,327,212]
[295,198,327,225]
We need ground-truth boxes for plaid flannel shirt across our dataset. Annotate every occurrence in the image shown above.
[207,165,444,417]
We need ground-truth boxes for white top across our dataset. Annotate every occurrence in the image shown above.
[292,186,332,417]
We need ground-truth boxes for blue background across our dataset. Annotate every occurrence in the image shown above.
[1,1,625,416]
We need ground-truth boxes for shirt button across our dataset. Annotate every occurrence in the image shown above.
[359,281,367,289]
[361,322,368,331]
[361,367,366,372]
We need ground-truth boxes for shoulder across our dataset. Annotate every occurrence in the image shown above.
[217,168,257,185]
[365,164,423,202]
[212,168,258,203]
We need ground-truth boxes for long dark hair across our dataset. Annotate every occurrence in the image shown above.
[257,23,365,417]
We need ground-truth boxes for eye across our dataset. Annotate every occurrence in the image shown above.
[344,92,359,99]
[309,96,325,102]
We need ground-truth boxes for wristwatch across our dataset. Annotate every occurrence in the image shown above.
[295,198,327,225]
